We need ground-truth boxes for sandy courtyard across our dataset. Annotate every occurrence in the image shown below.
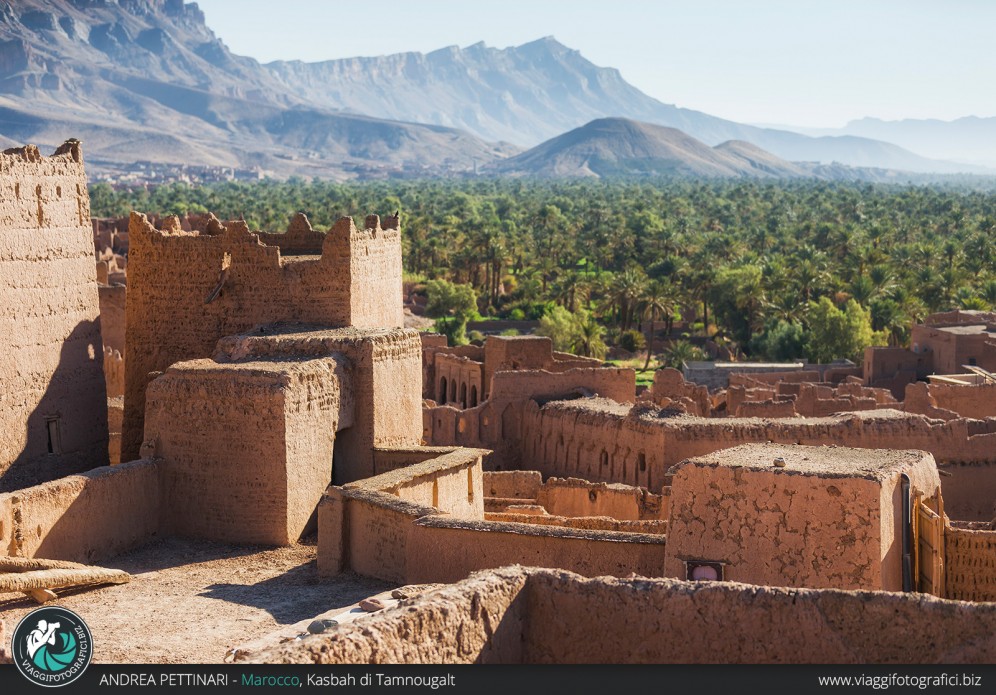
[0,537,391,663]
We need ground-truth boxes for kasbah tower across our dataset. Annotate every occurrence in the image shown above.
[0,141,108,492]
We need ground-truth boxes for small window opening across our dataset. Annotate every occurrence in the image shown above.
[46,417,62,455]
[686,561,724,581]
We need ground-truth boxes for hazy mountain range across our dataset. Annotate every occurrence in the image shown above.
[0,0,989,181]
[776,117,996,169]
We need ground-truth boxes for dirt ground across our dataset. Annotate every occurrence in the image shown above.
[0,537,391,664]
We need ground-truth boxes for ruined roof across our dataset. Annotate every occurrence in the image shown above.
[677,443,933,481]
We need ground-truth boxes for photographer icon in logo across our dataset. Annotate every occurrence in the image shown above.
[13,607,92,687]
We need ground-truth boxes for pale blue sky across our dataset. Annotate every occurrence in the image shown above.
[195,0,995,128]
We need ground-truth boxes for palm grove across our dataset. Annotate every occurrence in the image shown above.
[91,177,996,368]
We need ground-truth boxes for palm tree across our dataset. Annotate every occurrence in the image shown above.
[662,339,705,370]
[609,268,647,331]
[638,280,678,371]
[573,314,607,359]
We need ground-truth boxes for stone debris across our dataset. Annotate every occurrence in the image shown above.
[391,584,444,600]
[307,619,338,634]
[359,597,386,612]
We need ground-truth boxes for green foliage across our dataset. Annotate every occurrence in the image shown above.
[660,340,707,369]
[536,306,578,352]
[537,306,607,359]
[751,320,808,361]
[426,279,477,345]
[618,329,646,352]
[91,177,996,363]
[805,298,886,364]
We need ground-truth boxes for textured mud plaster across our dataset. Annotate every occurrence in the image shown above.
[144,357,344,545]
[0,459,160,562]
[123,212,403,462]
[319,449,665,583]
[946,524,996,601]
[213,326,423,483]
[246,566,996,664]
[0,142,108,490]
[664,444,941,590]
[515,401,996,520]
[243,567,530,664]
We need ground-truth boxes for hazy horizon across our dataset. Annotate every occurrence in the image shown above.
[195,0,996,129]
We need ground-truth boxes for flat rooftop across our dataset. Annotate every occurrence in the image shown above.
[929,324,996,336]
[678,443,932,481]
[0,538,388,664]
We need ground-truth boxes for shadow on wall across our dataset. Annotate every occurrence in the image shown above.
[1,319,108,493]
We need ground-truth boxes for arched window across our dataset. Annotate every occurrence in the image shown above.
[470,385,478,408]
[460,382,467,409]
[439,377,448,404]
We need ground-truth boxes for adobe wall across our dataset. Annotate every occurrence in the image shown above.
[123,212,403,461]
[318,446,487,580]
[0,459,160,563]
[0,142,108,490]
[905,382,996,420]
[863,346,928,398]
[319,449,666,583]
[726,379,898,418]
[664,446,941,591]
[214,327,421,484]
[735,398,796,418]
[422,368,635,468]
[932,463,996,521]
[434,352,483,408]
[913,324,996,374]
[254,212,326,255]
[107,396,123,466]
[646,368,710,416]
[729,371,821,386]
[515,401,996,516]
[481,336,600,399]
[144,356,343,545]
[946,524,996,602]
[344,448,487,520]
[405,517,665,583]
[421,340,482,400]
[484,512,666,534]
[243,567,529,664]
[247,566,996,664]
[372,446,461,475]
[97,283,126,353]
[536,477,666,521]
[523,570,996,664]
[103,347,125,399]
[484,471,542,500]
